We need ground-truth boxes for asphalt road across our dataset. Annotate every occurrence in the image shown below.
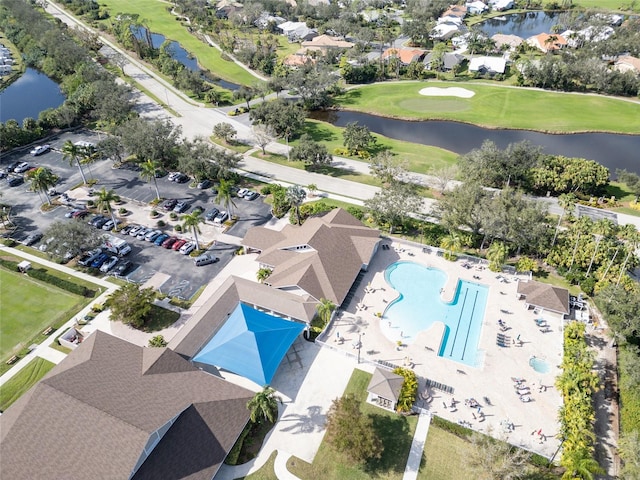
[0,130,272,299]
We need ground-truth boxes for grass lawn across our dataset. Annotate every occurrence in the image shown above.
[96,0,257,86]
[210,136,254,153]
[245,451,278,480]
[421,425,478,479]
[0,357,55,411]
[143,304,181,332]
[573,0,640,11]
[0,267,84,360]
[294,119,459,174]
[337,82,640,134]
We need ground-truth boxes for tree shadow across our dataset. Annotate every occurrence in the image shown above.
[304,121,338,143]
[336,89,362,106]
[305,164,360,178]
[362,413,413,475]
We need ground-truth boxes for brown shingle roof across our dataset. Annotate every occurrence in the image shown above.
[243,208,380,304]
[367,368,404,402]
[0,331,254,480]
[517,280,570,315]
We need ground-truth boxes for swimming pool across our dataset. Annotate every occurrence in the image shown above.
[383,261,488,367]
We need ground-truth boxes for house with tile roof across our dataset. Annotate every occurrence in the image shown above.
[0,331,254,480]
[301,34,355,53]
[527,32,567,53]
[242,208,381,305]
[614,55,640,75]
[516,280,570,317]
[491,33,523,51]
[442,4,468,19]
[381,48,426,65]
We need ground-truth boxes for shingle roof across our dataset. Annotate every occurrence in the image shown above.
[0,331,254,480]
[517,280,570,315]
[242,208,380,304]
[367,368,404,402]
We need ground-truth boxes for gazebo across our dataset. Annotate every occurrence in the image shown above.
[367,368,404,410]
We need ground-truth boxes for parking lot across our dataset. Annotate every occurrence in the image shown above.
[1,130,272,299]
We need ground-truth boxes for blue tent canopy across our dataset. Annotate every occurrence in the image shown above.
[193,303,305,386]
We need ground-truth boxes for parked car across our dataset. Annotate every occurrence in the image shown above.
[90,253,110,268]
[113,259,133,276]
[13,162,31,173]
[153,233,170,246]
[154,169,168,178]
[197,179,211,189]
[120,224,137,235]
[205,208,220,222]
[0,170,7,179]
[162,236,178,249]
[72,209,90,219]
[194,253,219,266]
[78,248,103,267]
[167,172,181,181]
[137,227,153,240]
[93,217,109,229]
[213,211,229,224]
[7,161,21,172]
[129,225,144,237]
[100,255,119,273]
[173,201,190,213]
[65,209,81,218]
[102,219,122,231]
[236,188,248,197]
[89,215,106,227]
[244,191,259,201]
[7,176,24,187]
[176,173,190,183]
[172,239,187,251]
[22,232,43,246]
[179,241,196,255]
[162,198,178,211]
[29,144,50,156]
[144,230,163,242]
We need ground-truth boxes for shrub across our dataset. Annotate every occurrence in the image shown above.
[261,185,272,195]
[174,224,182,232]
[431,415,473,438]
[118,207,127,215]
[0,258,19,271]
[150,210,158,218]
[225,423,252,465]
[26,269,93,297]
[169,212,178,220]
[157,220,166,228]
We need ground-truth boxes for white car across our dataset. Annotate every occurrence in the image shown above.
[30,144,50,156]
[100,256,119,273]
[13,162,31,173]
[179,241,196,255]
[237,188,248,197]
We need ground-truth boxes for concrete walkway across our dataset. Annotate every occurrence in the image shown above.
[403,413,432,480]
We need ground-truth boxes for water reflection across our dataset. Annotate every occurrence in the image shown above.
[479,11,561,37]
[0,68,65,123]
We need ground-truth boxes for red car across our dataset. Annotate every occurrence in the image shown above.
[172,239,187,251]
[162,236,178,249]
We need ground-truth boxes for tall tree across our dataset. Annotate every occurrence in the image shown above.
[181,210,204,250]
[286,185,307,225]
[343,122,376,155]
[440,232,463,261]
[233,85,256,110]
[61,140,88,184]
[42,221,103,259]
[216,179,237,216]
[486,241,508,272]
[213,122,237,144]
[26,167,58,205]
[466,432,531,480]
[107,283,156,329]
[365,181,422,233]
[139,159,162,201]
[247,386,282,424]
[290,135,332,170]
[317,298,336,325]
[433,181,488,235]
[95,188,121,227]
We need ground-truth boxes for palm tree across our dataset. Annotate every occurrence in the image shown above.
[552,193,576,247]
[317,298,336,326]
[215,179,237,217]
[286,185,307,225]
[95,188,120,227]
[561,450,604,480]
[256,268,272,283]
[486,241,508,272]
[586,219,615,276]
[139,159,162,201]
[61,140,88,184]
[26,167,58,205]
[440,232,462,261]
[182,210,204,250]
[79,144,99,180]
[204,88,222,107]
[247,386,282,424]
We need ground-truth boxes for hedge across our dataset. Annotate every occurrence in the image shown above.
[0,259,94,297]
[225,422,252,465]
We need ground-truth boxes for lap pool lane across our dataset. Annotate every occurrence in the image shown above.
[383,261,488,367]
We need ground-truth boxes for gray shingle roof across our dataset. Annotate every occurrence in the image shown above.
[367,368,404,402]
[517,280,570,315]
[0,331,254,480]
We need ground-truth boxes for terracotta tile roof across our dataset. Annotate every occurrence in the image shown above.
[382,48,426,64]
[170,276,318,359]
[527,32,567,52]
[615,55,640,73]
[442,4,468,18]
[301,34,354,49]
[0,331,254,480]
[516,280,570,315]
[243,208,381,304]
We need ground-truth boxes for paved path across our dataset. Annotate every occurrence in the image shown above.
[403,413,432,480]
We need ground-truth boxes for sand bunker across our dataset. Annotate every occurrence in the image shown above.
[419,87,475,98]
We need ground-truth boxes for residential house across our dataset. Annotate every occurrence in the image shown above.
[301,34,355,54]
[0,331,255,480]
[283,52,316,68]
[215,0,242,19]
[466,0,489,14]
[431,22,466,40]
[254,12,286,30]
[242,208,381,306]
[516,280,570,318]
[490,0,514,11]
[382,48,426,65]
[277,21,317,42]
[423,51,464,71]
[560,26,614,47]
[442,4,468,19]
[469,55,506,74]
[527,32,567,53]
[614,55,640,76]
[491,33,523,51]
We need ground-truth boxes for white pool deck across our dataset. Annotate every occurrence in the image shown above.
[323,241,564,458]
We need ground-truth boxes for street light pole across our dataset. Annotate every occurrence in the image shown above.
[357,332,362,364]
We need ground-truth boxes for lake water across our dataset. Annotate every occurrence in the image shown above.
[132,26,240,91]
[479,11,562,38]
[0,68,65,124]
[313,110,640,175]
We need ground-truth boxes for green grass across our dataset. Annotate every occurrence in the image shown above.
[294,119,459,174]
[0,268,83,360]
[421,425,478,479]
[210,136,254,153]
[96,0,258,85]
[0,358,55,411]
[337,82,640,134]
[143,304,181,332]
[245,451,278,480]
[573,0,640,11]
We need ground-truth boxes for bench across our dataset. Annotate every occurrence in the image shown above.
[6,355,18,365]
[42,327,54,336]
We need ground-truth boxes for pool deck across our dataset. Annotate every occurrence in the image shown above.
[325,241,564,458]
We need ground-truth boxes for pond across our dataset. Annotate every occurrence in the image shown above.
[313,110,640,175]
[0,68,65,124]
[132,26,240,91]
[479,11,562,38]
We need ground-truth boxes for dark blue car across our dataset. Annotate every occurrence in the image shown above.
[90,253,110,268]
[153,233,170,246]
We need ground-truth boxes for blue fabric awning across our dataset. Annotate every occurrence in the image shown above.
[193,303,305,386]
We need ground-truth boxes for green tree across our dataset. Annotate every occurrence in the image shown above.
[107,283,156,329]
[316,298,336,326]
[466,431,531,480]
[62,140,88,184]
[148,335,167,347]
[139,159,162,201]
[440,232,463,261]
[286,185,307,225]
[213,122,237,144]
[247,386,282,424]
[256,267,272,283]
[516,256,538,273]
[561,450,604,480]
[365,181,422,233]
[181,210,204,250]
[342,122,375,155]
[618,430,640,479]
[486,241,508,272]
[325,393,384,464]
[43,220,103,259]
[434,181,488,235]
[233,85,256,110]
[95,188,121,227]
[216,179,237,216]
[249,100,306,148]
[204,88,223,106]
[26,167,58,205]
[290,134,332,170]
